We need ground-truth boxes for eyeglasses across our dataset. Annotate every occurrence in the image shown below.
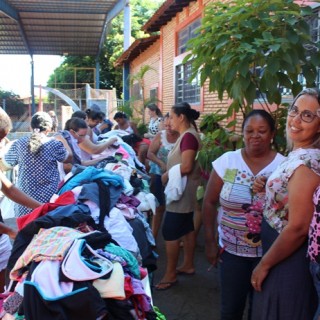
[288,105,320,123]
[71,130,86,138]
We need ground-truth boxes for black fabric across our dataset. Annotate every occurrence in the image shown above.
[104,299,136,320]
[128,219,157,273]
[94,179,111,230]
[23,262,107,320]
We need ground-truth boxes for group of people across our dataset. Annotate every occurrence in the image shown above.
[203,88,320,320]
[2,89,320,319]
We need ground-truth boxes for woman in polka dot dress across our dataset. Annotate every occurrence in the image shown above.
[2,112,70,217]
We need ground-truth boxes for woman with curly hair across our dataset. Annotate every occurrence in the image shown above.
[1,112,70,217]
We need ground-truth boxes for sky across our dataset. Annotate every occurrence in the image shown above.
[0,55,64,97]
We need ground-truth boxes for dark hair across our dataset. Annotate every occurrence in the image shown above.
[71,110,87,120]
[85,108,104,121]
[114,112,128,120]
[146,103,162,117]
[242,109,276,132]
[122,133,142,146]
[29,112,53,154]
[65,117,88,131]
[172,102,200,131]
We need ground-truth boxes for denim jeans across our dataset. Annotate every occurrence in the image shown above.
[310,261,320,320]
[219,250,260,320]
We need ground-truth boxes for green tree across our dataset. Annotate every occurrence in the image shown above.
[187,0,320,160]
[47,0,164,98]
[0,89,26,118]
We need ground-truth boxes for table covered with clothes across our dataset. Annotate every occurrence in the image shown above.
[0,162,164,320]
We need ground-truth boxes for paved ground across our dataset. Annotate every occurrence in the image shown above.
[4,217,225,320]
[151,229,221,320]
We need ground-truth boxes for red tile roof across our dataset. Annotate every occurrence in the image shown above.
[142,0,195,33]
[114,35,160,67]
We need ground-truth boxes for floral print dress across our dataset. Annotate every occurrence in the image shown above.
[213,149,285,257]
[264,148,320,233]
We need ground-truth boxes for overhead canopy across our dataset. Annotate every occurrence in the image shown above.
[0,0,126,57]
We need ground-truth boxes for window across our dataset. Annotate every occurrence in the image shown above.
[132,82,142,100]
[175,61,200,104]
[178,18,201,55]
[150,88,158,101]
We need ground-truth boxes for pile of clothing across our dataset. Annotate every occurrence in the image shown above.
[1,164,160,320]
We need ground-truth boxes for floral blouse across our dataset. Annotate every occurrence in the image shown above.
[264,148,320,234]
[308,186,320,263]
[213,149,285,257]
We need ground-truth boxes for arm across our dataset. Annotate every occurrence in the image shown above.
[78,136,117,155]
[130,121,139,136]
[54,135,73,163]
[251,165,320,291]
[0,170,41,210]
[147,133,166,172]
[161,148,197,185]
[0,222,17,239]
[202,170,224,266]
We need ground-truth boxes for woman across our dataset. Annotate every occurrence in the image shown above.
[308,186,320,320]
[70,111,118,162]
[55,117,109,175]
[144,103,163,139]
[251,88,320,319]
[147,113,179,240]
[202,110,285,319]
[0,109,42,289]
[2,112,70,217]
[155,102,201,290]
[113,112,139,135]
[85,107,104,143]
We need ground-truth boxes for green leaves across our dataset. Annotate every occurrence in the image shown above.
[188,0,319,113]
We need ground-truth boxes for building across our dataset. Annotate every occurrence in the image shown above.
[115,0,320,128]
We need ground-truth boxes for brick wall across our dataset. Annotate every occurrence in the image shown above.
[129,0,243,132]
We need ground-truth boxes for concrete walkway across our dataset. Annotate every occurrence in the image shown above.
[151,228,221,320]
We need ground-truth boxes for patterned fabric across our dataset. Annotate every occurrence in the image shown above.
[149,130,175,175]
[213,149,284,257]
[10,227,83,281]
[148,117,162,136]
[308,186,320,262]
[264,148,320,233]
[4,136,67,217]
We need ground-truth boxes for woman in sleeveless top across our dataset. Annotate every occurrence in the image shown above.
[144,103,163,139]
[155,102,201,290]
[113,112,138,136]
[251,88,320,320]
[147,114,179,241]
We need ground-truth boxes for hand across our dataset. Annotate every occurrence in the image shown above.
[252,176,267,194]
[205,242,221,269]
[161,171,169,185]
[7,228,17,240]
[251,260,270,292]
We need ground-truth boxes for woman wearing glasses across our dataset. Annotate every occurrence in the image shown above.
[55,117,111,176]
[251,88,320,319]
[1,112,71,217]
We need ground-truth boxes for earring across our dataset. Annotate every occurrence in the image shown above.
[271,138,274,144]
